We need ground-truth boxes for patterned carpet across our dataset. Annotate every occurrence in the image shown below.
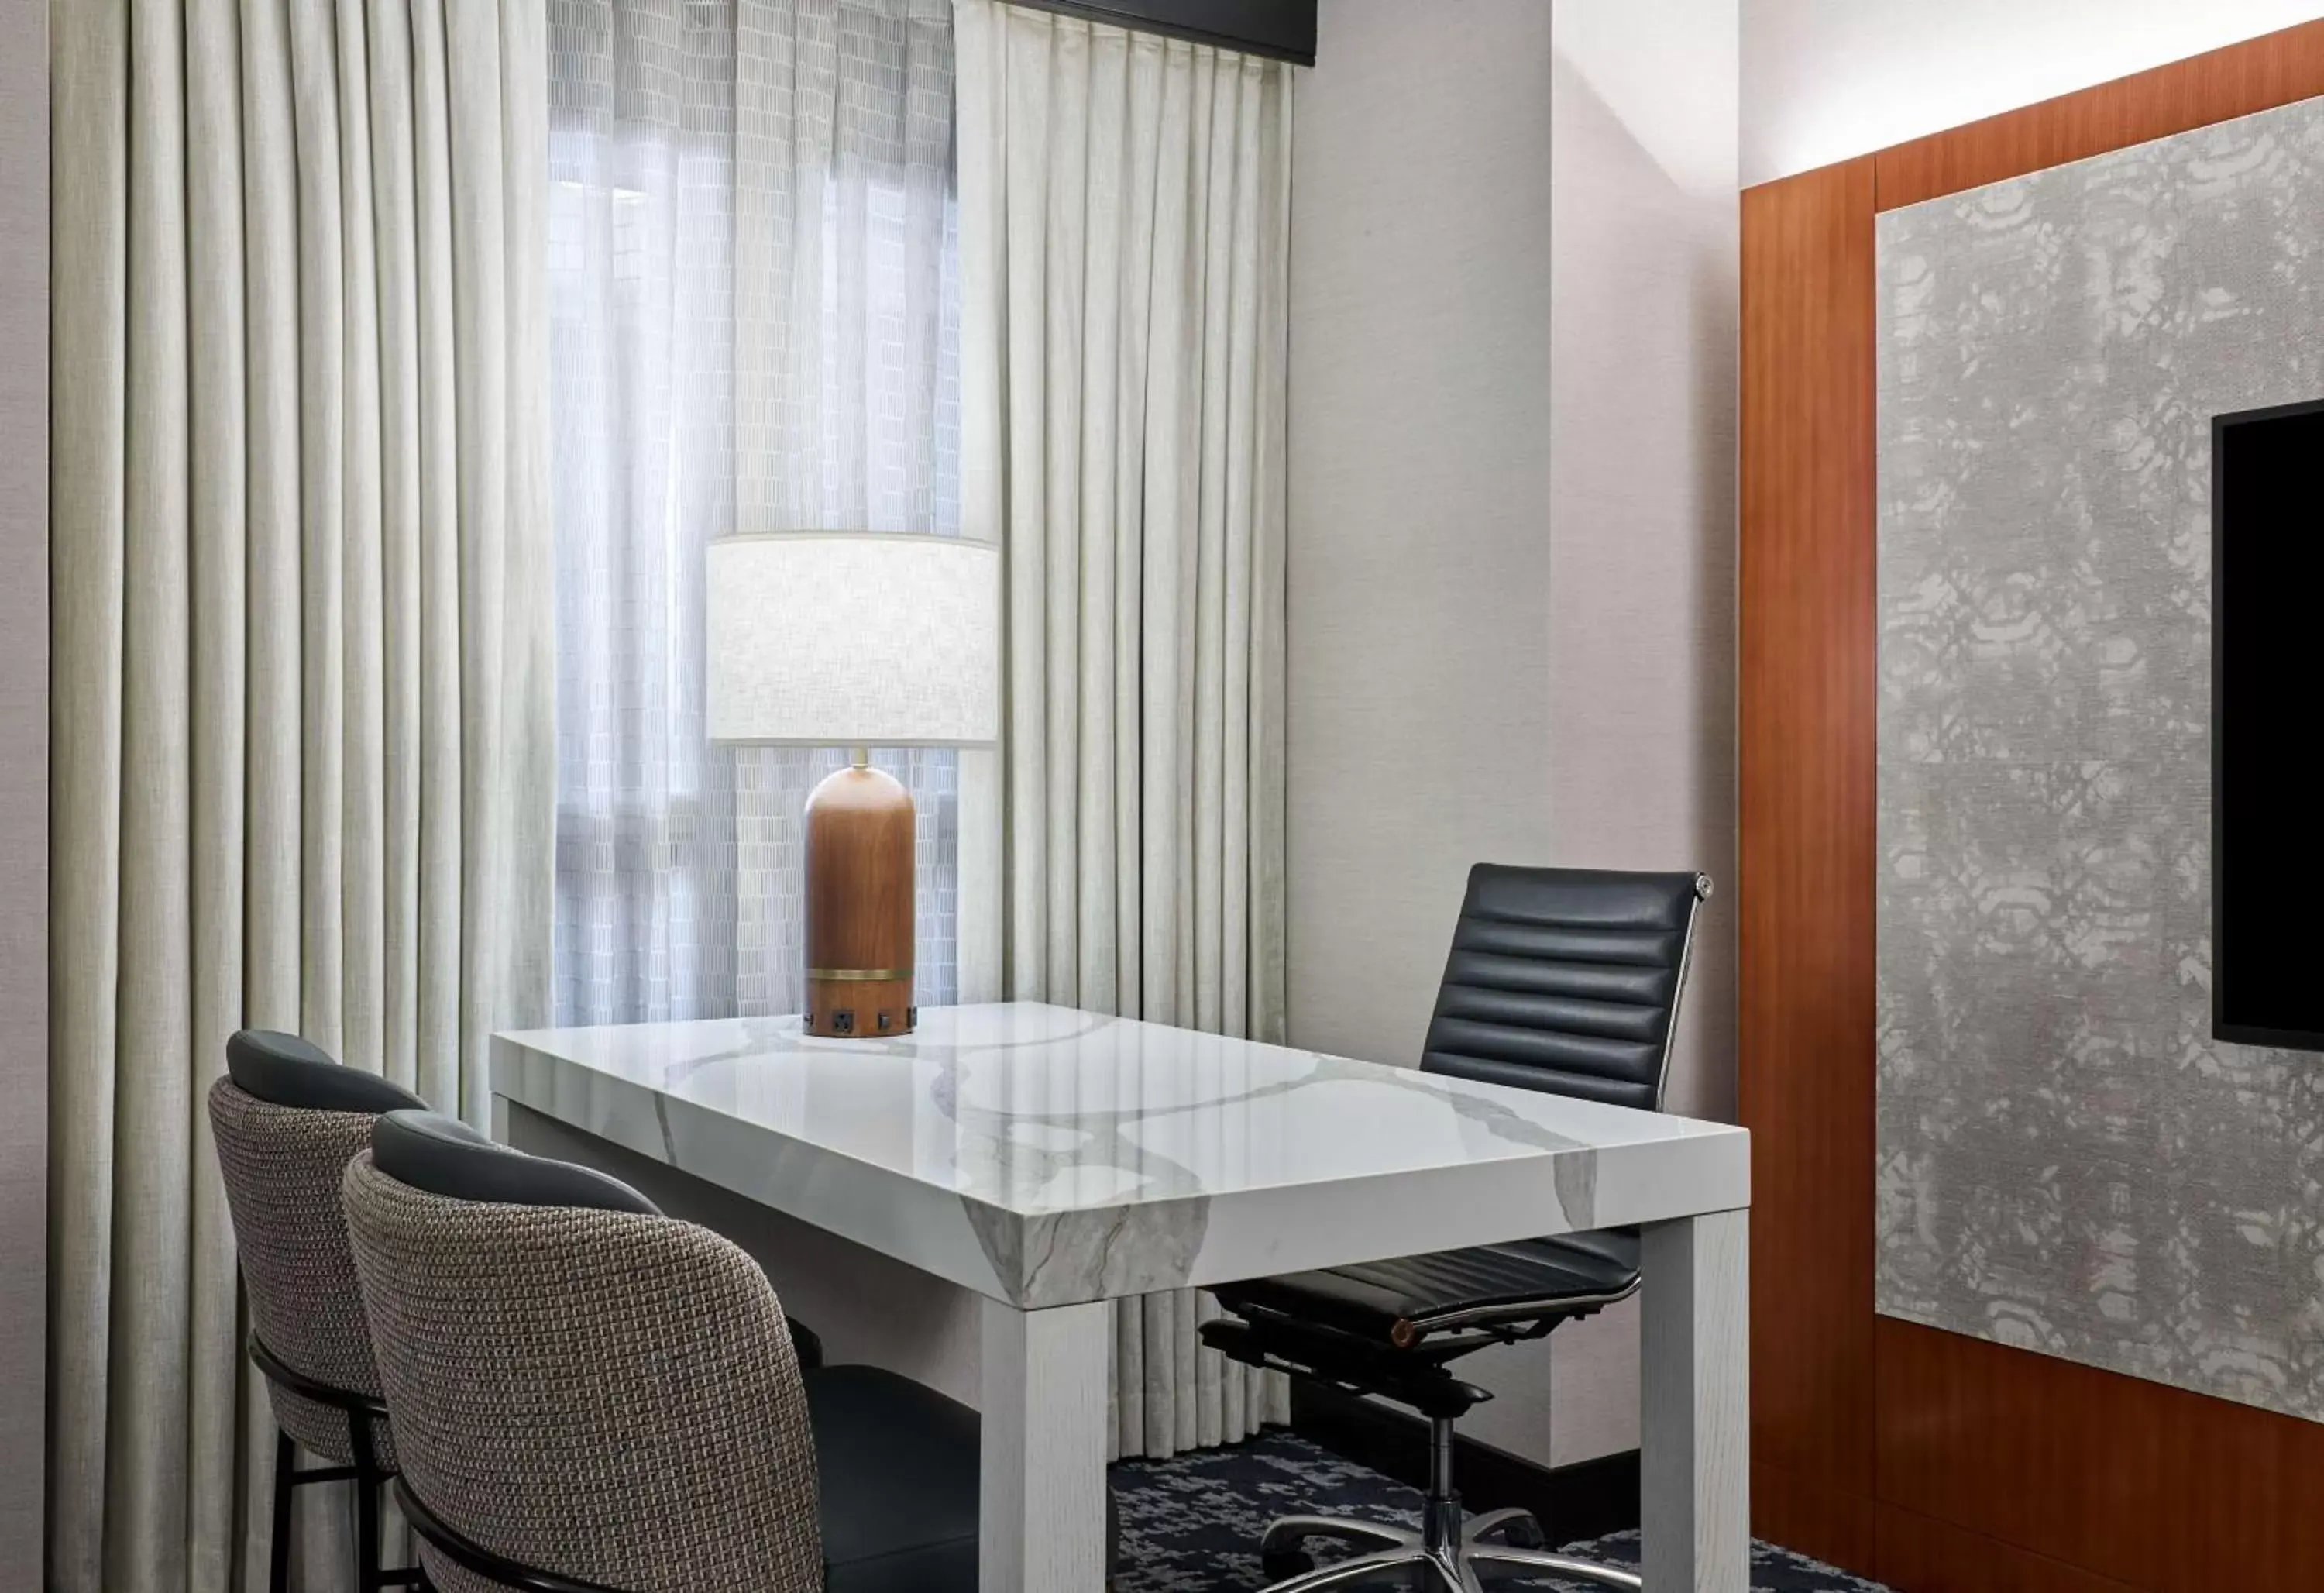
[1112,1431,1889,1592]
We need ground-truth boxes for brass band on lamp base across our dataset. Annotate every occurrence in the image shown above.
[803,750,916,1038]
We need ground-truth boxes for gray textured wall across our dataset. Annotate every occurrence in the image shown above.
[1,0,48,1560]
[1543,0,1738,1462]
[1285,0,1557,1088]
[1286,0,1738,1465]
[1876,94,2324,1422]
[1284,0,1560,1462]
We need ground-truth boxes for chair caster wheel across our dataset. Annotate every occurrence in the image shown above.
[1260,1547,1317,1581]
[1501,1518,1548,1550]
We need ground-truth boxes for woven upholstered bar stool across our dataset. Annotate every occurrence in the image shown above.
[207,1030,431,1593]
[342,1110,980,1593]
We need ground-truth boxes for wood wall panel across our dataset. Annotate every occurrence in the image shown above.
[1738,19,2324,1593]
[1873,1320,2161,1588]
[1878,1320,2324,1590]
[1751,1462,1879,1581]
[2147,1372,2324,1593]
[1737,156,1877,1536]
[1875,19,2324,209]
[1872,1504,2140,1593]
[1876,1319,2324,1593]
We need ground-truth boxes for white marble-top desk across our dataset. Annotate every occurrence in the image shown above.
[491,1003,1750,1591]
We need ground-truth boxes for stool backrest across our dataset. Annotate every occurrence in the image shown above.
[206,1030,426,1451]
[1420,865,1711,1112]
[342,1113,823,1593]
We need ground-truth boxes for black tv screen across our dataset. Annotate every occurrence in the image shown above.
[2214,398,2324,1051]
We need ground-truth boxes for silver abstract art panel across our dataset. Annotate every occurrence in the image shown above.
[1877,94,2324,1422]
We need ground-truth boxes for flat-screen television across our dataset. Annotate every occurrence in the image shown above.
[2214,397,2324,1050]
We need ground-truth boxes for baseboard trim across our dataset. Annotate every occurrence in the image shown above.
[1288,1383,1641,1545]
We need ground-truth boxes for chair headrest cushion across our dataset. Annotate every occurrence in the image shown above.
[371,1110,662,1217]
[226,1029,428,1115]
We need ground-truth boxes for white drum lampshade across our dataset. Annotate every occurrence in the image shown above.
[705,531,999,1041]
[706,532,1000,748]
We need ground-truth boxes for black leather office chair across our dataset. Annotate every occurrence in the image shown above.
[1205,865,1713,1592]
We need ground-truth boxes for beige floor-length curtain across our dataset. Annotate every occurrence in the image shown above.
[956,0,1292,1461]
[49,0,552,1586]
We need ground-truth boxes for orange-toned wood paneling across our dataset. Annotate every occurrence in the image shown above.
[1878,1317,2324,1593]
[1738,155,1879,1559]
[1738,19,2324,1593]
[1872,1502,2140,1593]
[1873,1320,2161,1588]
[1875,19,2324,209]
[1752,1462,1879,1581]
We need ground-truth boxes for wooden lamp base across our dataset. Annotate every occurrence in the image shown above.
[803,751,916,1038]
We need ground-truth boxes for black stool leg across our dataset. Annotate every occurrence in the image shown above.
[349,1412,383,1592]
[268,1431,294,1593]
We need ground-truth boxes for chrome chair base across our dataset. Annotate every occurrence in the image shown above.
[1254,1419,1640,1592]
[1258,1516,1641,1591]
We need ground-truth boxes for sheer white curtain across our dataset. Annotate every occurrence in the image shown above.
[548,0,960,1026]
[957,0,1293,1459]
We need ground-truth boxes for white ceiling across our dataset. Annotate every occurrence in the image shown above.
[1741,0,2324,187]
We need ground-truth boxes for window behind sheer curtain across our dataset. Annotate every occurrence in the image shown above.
[548,0,960,1027]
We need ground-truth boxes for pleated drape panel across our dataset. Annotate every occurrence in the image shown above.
[50,0,554,1587]
[547,0,964,1027]
[956,0,1294,1461]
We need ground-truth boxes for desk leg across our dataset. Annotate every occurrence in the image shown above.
[980,1297,1109,1593]
[1641,1208,1748,1591]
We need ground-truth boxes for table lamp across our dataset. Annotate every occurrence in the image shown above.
[706,532,1000,1038]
